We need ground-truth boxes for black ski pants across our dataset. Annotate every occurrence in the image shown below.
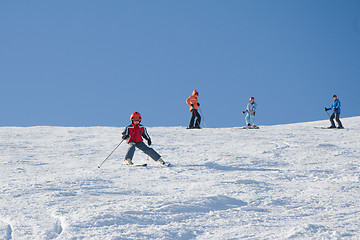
[330,113,343,128]
[189,109,201,128]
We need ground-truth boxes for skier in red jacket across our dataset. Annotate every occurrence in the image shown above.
[122,112,167,166]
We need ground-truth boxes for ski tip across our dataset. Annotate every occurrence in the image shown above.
[132,163,148,167]
[123,163,147,167]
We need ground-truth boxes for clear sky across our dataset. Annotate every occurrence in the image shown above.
[1,1,359,127]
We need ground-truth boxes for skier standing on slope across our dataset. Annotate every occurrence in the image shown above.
[242,97,257,128]
[186,90,201,129]
[122,112,168,165]
[325,95,344,129]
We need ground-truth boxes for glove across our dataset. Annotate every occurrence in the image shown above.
[191,104,194,107]
[324,107,328,111]
[197,103,200,106]
[334,108,337,111]
[253,112,256,116]
[122,135,128,140]
[242,111,246,114]
[147,139,152,146]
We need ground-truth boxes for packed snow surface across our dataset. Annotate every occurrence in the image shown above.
[1,117,360,239]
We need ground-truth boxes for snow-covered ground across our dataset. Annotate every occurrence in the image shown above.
[1,117,359,240]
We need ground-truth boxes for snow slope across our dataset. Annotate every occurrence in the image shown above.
[1,117,359,239]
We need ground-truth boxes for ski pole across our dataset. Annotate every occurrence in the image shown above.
[325,108,330,117]
[199,107,207,128]
[98,139,125,168]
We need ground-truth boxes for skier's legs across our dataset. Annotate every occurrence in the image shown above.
[245,113,251,126]
[136,142,161,161]
[195,110,201,128]
[188,109,196,128]
[335,113,343,128]
[250,114,256,126]
[329,113,336,127]
[124,143,136,160]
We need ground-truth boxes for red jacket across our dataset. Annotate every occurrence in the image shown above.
[122,123,150,143]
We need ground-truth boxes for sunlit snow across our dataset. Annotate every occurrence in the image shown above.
[1,117,359,239]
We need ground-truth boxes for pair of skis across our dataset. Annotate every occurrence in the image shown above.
[314,127,345,129]
[233,126,259,130]
[242,125,259,129]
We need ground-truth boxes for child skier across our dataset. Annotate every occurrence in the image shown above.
[242,97,258,128]
[325,95,344,129]
[122,112,168,165]
[186,90,201,129]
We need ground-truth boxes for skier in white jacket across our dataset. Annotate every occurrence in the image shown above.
[242,97,257,127]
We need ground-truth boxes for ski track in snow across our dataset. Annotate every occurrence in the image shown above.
[0,118,360,239]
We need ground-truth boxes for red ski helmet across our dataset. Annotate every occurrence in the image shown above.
[250,97,255,101]
[130,112,141,122]
[192,90,199,96]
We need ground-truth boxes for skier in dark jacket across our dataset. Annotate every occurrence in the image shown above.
[325,95,344,129]
[122,112,167,165]
[186,90,201,129]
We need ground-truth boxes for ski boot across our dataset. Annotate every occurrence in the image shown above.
[156,158,170,166]
[156,158,165,165]
[124,158,133,165]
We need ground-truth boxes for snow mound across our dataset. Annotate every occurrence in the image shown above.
[1,117,359,239]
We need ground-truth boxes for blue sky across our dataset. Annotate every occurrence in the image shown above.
[1,1,359,127]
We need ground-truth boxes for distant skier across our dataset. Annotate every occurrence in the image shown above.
[242,97,258,128]
[186,90,201,129]
[122,112,168,165]
[325,95,344,129]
